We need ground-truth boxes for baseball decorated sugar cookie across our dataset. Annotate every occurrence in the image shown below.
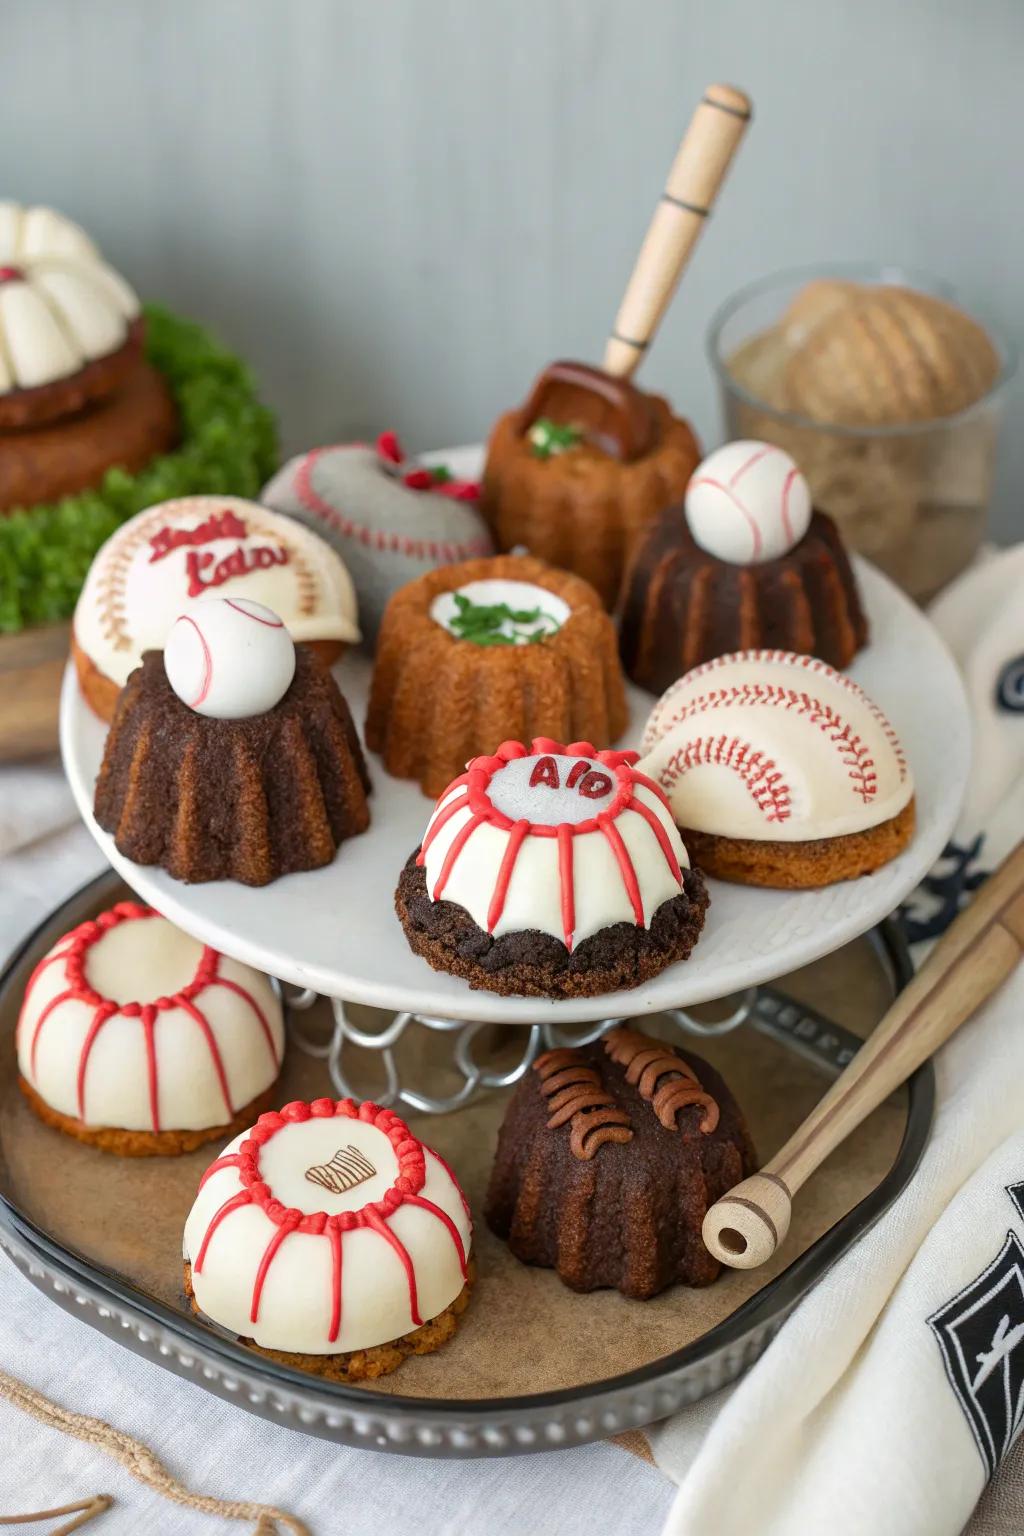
[684,441,812,565]
[639,649,915,888]
[72,494,360,721]
[165,597,296,719]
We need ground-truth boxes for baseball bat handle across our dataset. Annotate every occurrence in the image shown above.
[603,83,752,380]
[703,839,1024,1271]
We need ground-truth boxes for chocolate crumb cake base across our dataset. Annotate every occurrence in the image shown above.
[396,854,709,999]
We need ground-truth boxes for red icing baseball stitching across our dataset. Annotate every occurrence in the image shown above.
[416,739,684,951]
[192,1099,470,1343]
[687,475,763,558]
[647,684,878,803]
[224,598,284,628]
[18,902,278,1133]
[294,446,492,565]
[656,735,792,822]
[644,650,908,782]
[176,614,213,707]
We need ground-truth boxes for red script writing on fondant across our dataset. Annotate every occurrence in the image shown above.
[185,543,290,597]
[148,510,249,563]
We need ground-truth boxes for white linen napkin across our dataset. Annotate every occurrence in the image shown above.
[652,546,1024,1536]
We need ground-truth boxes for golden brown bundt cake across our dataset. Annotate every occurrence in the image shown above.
[485,1026,755,1298]
[619,508,868,694]
[365,553,629,798]
[94,645,370,885]
[480,363,701,610]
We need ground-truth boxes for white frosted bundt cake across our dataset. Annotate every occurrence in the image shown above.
[184,1097,473,1380]
[639,650,915,887]
[17,901,285,1155]
[396,737,709,997]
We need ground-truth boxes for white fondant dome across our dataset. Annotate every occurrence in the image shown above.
[74,494,360,688]
[0,201,140,394]
[418,738,689,951]
[17,902,284,1134]
[184,1100,472,1354]
[639,650,913,843]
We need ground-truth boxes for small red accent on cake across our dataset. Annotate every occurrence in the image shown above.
[0,265,24,284]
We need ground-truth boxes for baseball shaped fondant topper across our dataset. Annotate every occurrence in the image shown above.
[684,441,812,565]
[165,596,296,719]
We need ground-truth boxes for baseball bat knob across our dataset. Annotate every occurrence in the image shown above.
[702,1172,792,1270]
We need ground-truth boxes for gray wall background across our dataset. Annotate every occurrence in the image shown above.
[2,0,1022,538]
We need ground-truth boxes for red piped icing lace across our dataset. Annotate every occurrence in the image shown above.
[416,738,683,951]
[193,1099,470,1345]
[17,902,279,1134]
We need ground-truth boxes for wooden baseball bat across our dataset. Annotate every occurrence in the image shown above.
[603,83,752,380]
[702,839,1024,1270]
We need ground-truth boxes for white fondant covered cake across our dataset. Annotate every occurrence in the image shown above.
[684,441,812,565]
[184,1098,472,1355]
[74,494,360,693]
[165,597,296,719]
[17,902,284,1137]
[417,738,689,950]
[639,650,913,842]
[261,432,494,645]
[0,202,140,394]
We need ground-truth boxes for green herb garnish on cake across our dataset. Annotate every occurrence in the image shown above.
[528,418,582,460]
[449,592,562,646]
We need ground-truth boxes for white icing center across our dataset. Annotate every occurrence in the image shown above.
[257,1119,400,1215]
[429,580,570,646]
[83,917,202,1006]
[487,752,618,826]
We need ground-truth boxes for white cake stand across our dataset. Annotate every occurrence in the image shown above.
[61,448,971,1110]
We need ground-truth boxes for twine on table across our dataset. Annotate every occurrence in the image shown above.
[0,1368,310,1535]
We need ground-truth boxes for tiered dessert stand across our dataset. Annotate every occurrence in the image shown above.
[60,447,972,1114]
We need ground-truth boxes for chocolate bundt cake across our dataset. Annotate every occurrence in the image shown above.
[94,645,371,885]
[366,553,628,798]
[618,441,868,693]
[486,1026,755,1297]
[481,363,701,610]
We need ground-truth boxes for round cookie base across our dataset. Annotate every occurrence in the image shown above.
[396,853,710,999]
[71,632,347,724]
[18,1076,281,1158]
[678,798,916,890]
[184,1258,475,1382]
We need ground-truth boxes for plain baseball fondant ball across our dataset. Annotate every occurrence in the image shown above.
[684,441,812,565]
[164,597,296,719]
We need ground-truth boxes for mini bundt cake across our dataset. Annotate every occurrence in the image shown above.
[366,552,628,798]
[94,611,371,885]
[618,441,868,693]
[397,738,708,999]
[486,1026,755,1297]
[481,362,701,609]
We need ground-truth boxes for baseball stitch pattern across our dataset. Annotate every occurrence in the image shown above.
[293,447,493,565]
[642,650,909,782]
[655,735,792,822]
[647,683,878,803]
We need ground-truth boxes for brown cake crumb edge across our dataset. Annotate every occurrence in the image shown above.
[396,853,709,999]
[18,1076,281,1158]
[680,797,916,889]
[184,1259,475,1382]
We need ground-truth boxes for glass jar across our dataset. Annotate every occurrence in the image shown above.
[707,262,1016,601]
